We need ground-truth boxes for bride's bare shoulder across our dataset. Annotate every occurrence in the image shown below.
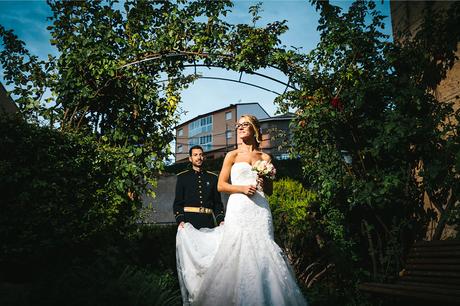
[224,150,239,162]
[260,152,272,162]
[226,149,239,157]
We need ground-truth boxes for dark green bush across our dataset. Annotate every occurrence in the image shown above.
[0,114,143,281]
[268,179,318,282]
[269,178,317,244]
[135,224,177,272]
[268,178,374,305]
[0,265,181,306]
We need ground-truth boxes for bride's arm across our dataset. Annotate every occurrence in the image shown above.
[218,152,257,196]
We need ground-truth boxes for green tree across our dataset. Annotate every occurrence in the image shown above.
[0,0,290,194]
[0,0,290,282]
[276,0,460,289]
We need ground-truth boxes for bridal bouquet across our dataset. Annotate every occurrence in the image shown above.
[252,160,276,180]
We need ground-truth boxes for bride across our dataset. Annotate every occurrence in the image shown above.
[176,114,308,306]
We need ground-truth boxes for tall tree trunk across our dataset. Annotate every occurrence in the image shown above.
[432,193,455,240]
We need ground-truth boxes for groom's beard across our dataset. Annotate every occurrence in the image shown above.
[192,159,203,169]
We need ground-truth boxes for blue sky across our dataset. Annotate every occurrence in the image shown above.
[0,0,392,122]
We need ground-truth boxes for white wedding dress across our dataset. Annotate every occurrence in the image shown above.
[176,162,308,306]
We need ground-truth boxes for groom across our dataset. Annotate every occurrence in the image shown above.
[173,145,225,229]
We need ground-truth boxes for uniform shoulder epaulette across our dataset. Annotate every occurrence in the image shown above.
[177,169,190,176]
[206,170,218,176]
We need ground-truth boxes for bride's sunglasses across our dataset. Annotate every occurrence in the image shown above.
[234,122,252,130]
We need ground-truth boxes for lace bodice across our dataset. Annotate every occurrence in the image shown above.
[231,162,258,186]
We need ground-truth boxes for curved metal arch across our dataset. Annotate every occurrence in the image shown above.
[181,64,298,91]
[120,51,299,93]
[156,75,282,95]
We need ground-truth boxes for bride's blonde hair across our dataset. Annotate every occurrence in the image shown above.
[240,114,262,145]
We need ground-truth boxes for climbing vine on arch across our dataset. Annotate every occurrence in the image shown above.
[0,0,300,235]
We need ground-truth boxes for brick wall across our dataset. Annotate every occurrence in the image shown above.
[391,1,460,110]
[391,1,459,239]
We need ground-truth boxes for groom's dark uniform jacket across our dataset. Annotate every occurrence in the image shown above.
[173,169,225,229]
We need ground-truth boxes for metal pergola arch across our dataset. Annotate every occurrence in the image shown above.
[120,51,299,95]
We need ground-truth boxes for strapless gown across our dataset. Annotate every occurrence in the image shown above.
[176,162,308,306]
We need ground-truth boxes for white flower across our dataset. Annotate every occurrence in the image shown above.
[252,160,276,180]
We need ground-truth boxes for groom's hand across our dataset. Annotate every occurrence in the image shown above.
[219,221,225,226]
[179,221,185,228]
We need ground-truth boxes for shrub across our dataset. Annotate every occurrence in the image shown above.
[1,265,181,306]
[134,224,178,272]
[269,178,317,241]
[0,114,143,281]
[268,179,318,282]
[268,178,374,305]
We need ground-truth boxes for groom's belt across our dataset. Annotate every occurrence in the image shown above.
[183,206,214,214]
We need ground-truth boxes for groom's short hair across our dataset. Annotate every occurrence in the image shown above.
[189,145,204,156]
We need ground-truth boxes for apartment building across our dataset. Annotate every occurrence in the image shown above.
[259,113,294,160]
[175,103,294,163]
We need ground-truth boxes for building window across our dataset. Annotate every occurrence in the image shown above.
[188,137,199,147]
[225,111,232,120]
[199,134,212,151]
[226,131,232,139]
[177,144,183,153]
[189,115,213,137]
[178,128,183,137]
[275,153,290,160]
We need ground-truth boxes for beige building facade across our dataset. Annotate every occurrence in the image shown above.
[175,103,293,163]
